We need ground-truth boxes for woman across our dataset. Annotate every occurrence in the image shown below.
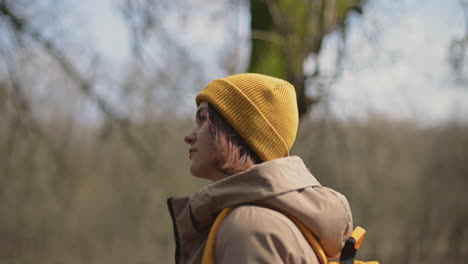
[167,73,353,264]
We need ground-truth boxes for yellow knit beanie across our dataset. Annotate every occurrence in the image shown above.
[196,73,299,161]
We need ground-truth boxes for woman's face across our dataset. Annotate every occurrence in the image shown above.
[184,101,224,181]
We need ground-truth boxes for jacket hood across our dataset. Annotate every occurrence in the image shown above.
[168,156,353,261]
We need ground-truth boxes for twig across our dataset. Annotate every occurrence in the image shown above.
[0,2,157,174]
[251,29,283,45]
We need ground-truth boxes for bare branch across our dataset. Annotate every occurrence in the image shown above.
[304,0,331,55]
[0,1,157,174]
[119,0,204,70]
[263,0,290,36]
[251,29,283,45]
[448,0,468,84]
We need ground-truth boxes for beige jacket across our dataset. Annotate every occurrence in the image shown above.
[167,156,353,264]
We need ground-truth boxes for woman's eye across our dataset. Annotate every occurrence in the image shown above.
[196,115,207,124]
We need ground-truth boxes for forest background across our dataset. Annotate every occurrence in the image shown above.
[1,0,467,263]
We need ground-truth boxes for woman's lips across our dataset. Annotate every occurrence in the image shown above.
[188,149,197,159]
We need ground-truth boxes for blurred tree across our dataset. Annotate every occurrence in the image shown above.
[449,0,468,85]
[249,0,364,117]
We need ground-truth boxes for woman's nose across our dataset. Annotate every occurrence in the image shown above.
[184,129,196,145]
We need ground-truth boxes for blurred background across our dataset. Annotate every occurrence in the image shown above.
[1,0,467,263]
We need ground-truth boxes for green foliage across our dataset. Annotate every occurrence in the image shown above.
[248,0,287,79]
[249,40,287,78]
[248,0,363,116]
[248,0,363,78]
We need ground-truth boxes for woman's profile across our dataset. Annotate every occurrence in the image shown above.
[167,73,352,264]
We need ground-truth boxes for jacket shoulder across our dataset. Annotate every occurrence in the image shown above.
[214,205,319,264]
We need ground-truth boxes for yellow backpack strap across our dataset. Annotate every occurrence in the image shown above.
[202,207,234,264]
[202,207,379,264]
[329,261,379,264]
[201,206,328,264]
[280,210,328,264]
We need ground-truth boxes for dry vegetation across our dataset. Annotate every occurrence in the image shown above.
[1,1,467,263]
[1,95,467,263]
[294,116,468,263]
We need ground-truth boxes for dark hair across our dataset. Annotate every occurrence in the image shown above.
[207,103,262,175]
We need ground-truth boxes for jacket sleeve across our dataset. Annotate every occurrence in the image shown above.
[214,205,319,264]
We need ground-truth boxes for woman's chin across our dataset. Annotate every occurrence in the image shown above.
[189,164,205,179]
[190,164,222,182]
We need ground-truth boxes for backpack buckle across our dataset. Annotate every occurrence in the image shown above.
[340,226,366,264]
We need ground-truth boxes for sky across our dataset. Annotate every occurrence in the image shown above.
[77,0,129,66]
[327,0,468,123]
[74,0,468,124]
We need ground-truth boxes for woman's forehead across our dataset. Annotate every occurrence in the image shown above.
[198,101,208,108]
